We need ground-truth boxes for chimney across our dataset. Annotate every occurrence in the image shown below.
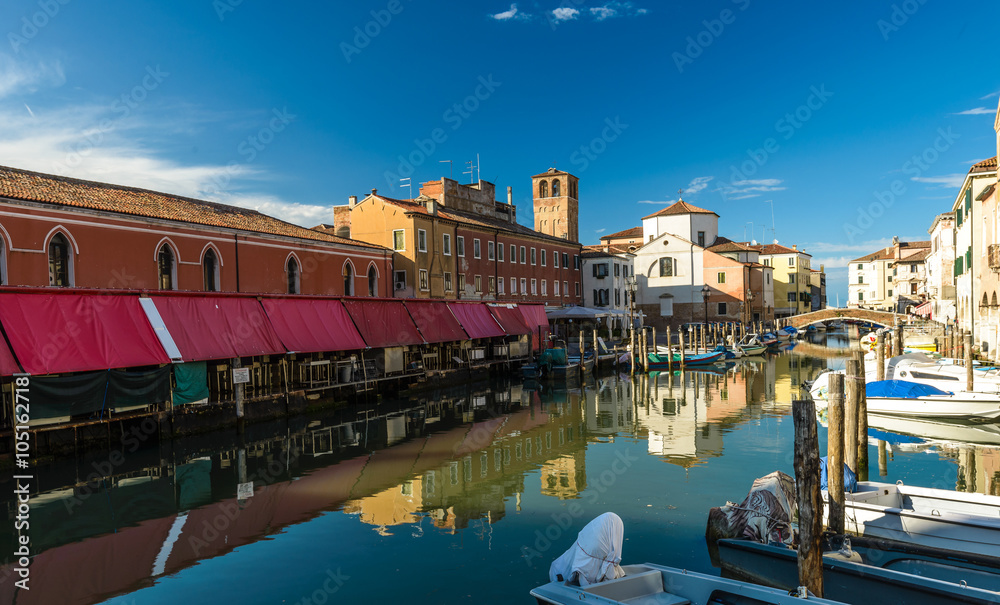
[427,199,437,215]
[348,195,357,208]
[371,188,377,197]
[507,186,513,205]
[792,244,797,251]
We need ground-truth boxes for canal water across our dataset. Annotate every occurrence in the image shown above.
[1,335,995,604]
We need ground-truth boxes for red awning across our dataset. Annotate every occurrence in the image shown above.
[152,296,286,361]
[404,300,469,343]
[0,335,20,376]
[261,298,367,353]
[447,303,505,339]
[341,299,424,347]
[518,304,551,350]
[0,293,169,375]
[913,301,932,317]
[488,304,532,335]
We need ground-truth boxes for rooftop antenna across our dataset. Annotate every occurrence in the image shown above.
[399,177,412,199]
[464,160,475,184]
[477,153,481,183]
[439,160,453,179]
[764,199,775,242]
[678,188,684,201]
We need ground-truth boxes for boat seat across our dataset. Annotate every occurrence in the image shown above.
[581,570,690,605]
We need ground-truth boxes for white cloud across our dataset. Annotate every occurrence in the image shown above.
[589,2,648,20]
[717,178,785,200]
[800,237,926,257]
[911,174,966,188]
[595,228,606,233]
[552,8,580,21]
[684,176,713,195]
[952,107,995,115]
[490,4,527,21]
[0,54,65,99]
[637,199,678,205]
[980,91,1000,100]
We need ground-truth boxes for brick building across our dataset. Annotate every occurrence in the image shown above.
[0,165,393,295]
[341,175,583,305]
[532,168,579,242]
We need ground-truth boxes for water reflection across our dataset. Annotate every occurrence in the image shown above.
[3,344,1000,604]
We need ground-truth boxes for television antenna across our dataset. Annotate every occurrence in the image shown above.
[439,160,453,179]
[399,177,412,199]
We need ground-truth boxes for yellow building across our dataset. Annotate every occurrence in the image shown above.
[754,243,813,318]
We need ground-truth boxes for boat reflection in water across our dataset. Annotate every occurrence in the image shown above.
[2,344,994,604]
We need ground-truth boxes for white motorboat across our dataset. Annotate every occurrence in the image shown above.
[885,354,1000,394]
[808,372,1000,420]
[825,481,1000,559]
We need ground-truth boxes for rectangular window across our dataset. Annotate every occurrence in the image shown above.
[614,264,620,277]
[553,250,559,268]
[717,271,725,284]
[520,277,527,294]
[887,289,893,297]
[417,229,427,252]
[887,275,892,282]
[563,280,568,296]
[660,297,673,316]
[444,272,453,291]
[697,231,705,247]
[575,282,580,296]
[498,278,505,294]
[510,277,517,294]
[541,249,547,266]
[475,275,482,293]
[910,264,916,273]
[531,278,537,295]
[458,274,466,291]
[562,252,569,268]
[510,244,516,263]
[488,241,495,260]
[788,274,796,284]
[614,288,620,305]
[788,257,795,267]
[574,255,580,270]
[594,263,609,278]
[857,264,862,270]
[717,302,727,315]
[393,229,405,251]
[541,280,547,296]
[787,292,796,302]
[554,280,560,296]
[497,242,504,262]
[530,248,537,265]
[489,276,496,293]
[910,283,917,294]
[858,292,864,301]
[659,257,674,277]
[442,233,452,256]
[520,246,526,264]
[763,258,770,266]
[419,269,429,291]
[457,236,465,257]
[859,276,864,284]
[394,270,406,289]
[473,239,481,259]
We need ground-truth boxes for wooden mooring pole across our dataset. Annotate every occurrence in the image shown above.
[827,373,846,535]
[641,329,649,373]
[854,349,869,481]
[793,399,824,598]
[966,332,975,392]
[629,328,635,375]
[844,358,860,475]
[875,332,885,381]
[666,326,672,372]
[679,330,686,369]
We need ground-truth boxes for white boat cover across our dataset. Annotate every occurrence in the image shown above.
[548,512,625,586]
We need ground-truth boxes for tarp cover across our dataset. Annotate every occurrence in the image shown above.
[152,296,286,361]
[518,304,550,350]
[549,512,625,586]
[447,303,505,339]
[866,379,951,398]
[173,362,209,405]
[0,293,169,375]
[29,367,171,420]
[820,456,858,493]
[403,300,468,343]
[706,471,796,546]
[341,299,424,348]
[262,298,367,353]
[488,304,532,335]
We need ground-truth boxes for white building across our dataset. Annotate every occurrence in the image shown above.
[952,158,997,333]
[580,246,634,330]
[925,212,956,322]
[848,238,929,312]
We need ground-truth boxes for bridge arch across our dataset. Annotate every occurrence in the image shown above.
[783,308,905,330]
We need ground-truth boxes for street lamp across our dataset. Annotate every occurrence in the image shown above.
[701,284,711,329]
[745,288,754,325]
[625,275,637,335]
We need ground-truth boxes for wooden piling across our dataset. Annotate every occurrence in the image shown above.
[652,327,657,356]
[679,330,686,369]
[629,328,635,375]
[579,331,585,378]
[641,329,649,373]
[827,373,846,535]
[875,331,885,382]
[854,349,869,481]
[593,329,598,360]
[666,326,672,372]
[844,358,860,474]
[792,399,824,598]
[966,332,975,392]
[895,322,904,355]
[878,439,888,477]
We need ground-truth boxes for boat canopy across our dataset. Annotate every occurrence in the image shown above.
[866,380,952,398]
[548,512,625,586]
[886,353,936,374]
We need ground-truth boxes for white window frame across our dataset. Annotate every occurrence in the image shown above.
[474,238,481,259]
[499,278,505,294]
[541,249,547,267]
[444,271,453,291]
[457,236,465,257]
[511,277,517,294]
[520,246,526,264]
[563,280,568,296]
[530,278,537,295]
[510,244,516,264]
[393,229,405,251]
[530,247,537,265]
[419,269,429,291]
[553,280,560,296]
[475,274,482,293]
[442,233,452,256]
[541,279,547,296]
[417,229,427,253]
[498,242,504,262]
[520,277,527,294]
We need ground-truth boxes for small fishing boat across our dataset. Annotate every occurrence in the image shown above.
[808,373,1000,420]
[825,480,1000,558]
[536,347,581,381]
[759,332,779,347]
[646,350,725,369]
[734,334,768,356]
[567,350,596,373]
[776,326,800,341]
[717,535,1000,604]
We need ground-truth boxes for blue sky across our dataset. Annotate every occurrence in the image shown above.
[2,0,999,303]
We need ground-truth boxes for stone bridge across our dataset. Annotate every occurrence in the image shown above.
[781,308,906,329]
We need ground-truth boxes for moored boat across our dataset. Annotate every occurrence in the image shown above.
[646,350,725,369]
[808,373,1000,420]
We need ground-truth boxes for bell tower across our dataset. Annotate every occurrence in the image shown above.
[531,168,579,242]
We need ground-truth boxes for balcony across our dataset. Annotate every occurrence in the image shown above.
[989,244,1000,271]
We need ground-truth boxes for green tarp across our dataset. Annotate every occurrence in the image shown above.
[173,361,209,405]
[28,367,171,421]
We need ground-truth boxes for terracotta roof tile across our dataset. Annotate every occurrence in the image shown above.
[0,165,386,249]
[740,242,811,257]
[600,226,642,241]
[641,200,718,220]
[971,156,998,173]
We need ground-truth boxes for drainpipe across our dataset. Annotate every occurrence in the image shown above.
[234,233,240,293]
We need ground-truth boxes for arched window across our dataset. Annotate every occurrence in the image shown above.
[48,233,72,287]
[983,293,989,307]
[539,180,548,198]
[569,181,577,199]
[158,244,176,290]
[993,292,998,307]
[203,248,219,292]
[343,262,354,296]
[552,180,561,197]
[368,265,377,297]
[287,256,300,294]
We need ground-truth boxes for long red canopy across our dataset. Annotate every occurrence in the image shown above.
[404,300,469,343]
[261,298,367,353]
[447,303,505,339]
[152,296,286,361]
[0,293,169,375]
[0,335,20,376]
[518,304,550,350]
[488,304,532,335]
[341,299,424,348]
